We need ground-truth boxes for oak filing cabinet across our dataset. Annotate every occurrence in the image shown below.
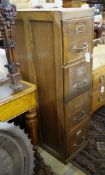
[16,8,94,163]
[92,45,105,113]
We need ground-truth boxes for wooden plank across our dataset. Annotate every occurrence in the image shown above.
[17,11,61,21]
[53,18,65,157]
[15,20,29,81]
[23,20,36,83]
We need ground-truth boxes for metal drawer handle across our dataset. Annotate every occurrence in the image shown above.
[73,83,80,90]
[73,136,86,147]
[99,75,105,84]
[77,67,85,76]
[72,45,88,51]
[98,95,104,103]
[76,24,86,33]
[73,81,88,90]
[73,111,86,121]
[72,43,88,52]
[82,81,88,87]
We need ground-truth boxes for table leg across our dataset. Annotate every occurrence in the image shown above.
[25,108,38,147]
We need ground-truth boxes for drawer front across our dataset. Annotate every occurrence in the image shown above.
[64,60,91,102]
[91,91,105,113]
[66,118,89,158]
[65,91,90,132]
[92,66,105,91]
[63,1,81,8]
[63,17,93,64]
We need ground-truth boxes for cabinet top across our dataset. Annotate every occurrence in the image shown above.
[17,8,94,21]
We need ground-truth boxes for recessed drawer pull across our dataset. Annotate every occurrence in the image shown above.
[72,43,88,52]
[73,136,86,147]
[76,24,86,33]
[73,111,86,121]
[98,95,104,103]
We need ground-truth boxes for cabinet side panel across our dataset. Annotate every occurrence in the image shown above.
[15,20,29,81]
[31,21,61,154]
[15,20,36,83]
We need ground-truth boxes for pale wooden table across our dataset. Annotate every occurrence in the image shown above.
[0,80,38,146]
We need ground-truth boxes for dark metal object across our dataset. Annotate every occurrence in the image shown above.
[0,0,23,92]
[0,122,34,175]
[81,0,105,11]
[93,37,105,46]
[82,0,105,4]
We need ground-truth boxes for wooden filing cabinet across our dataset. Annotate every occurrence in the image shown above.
[91,45,105,113]
[15,9,94,163]
[91,66,105,113]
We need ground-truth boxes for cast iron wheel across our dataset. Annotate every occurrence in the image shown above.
[0,122,34,175]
